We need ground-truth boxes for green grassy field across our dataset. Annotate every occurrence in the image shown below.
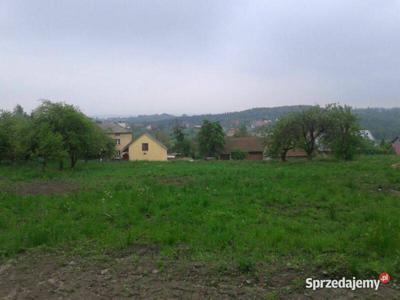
[1,156,400,278]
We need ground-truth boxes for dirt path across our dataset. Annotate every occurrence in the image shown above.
[0,249,398,299]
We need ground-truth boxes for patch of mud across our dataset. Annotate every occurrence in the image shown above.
[391,163,400,169]
[10,180,79,196]
[157,176,193,187]
[0,251,398,299]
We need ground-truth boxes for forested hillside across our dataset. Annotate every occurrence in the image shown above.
[106,106,400,141]
[355,108,400,141]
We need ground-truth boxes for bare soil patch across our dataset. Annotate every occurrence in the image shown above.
[0,250,398,299]
[391,163,400,169]
[10,180,79,196]
[157,176,193,187]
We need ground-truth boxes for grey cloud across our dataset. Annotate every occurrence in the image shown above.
[1,0,399,115]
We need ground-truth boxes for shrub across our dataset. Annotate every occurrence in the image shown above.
[231,150,246,160]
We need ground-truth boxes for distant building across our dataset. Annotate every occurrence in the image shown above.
[392,137,400,155]
[232,120,240,126]
[360,130,375,141]
[225,128,237,137]
[123,132,168,161]
[117,122,129,128]
[220,136,266,160]
[250,119,271,129]
[98,122,132,159]
[220,136,307,160]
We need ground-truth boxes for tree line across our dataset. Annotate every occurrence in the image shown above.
[169,120,225,158]
[111,106,400,142]
[163,104,394,161]
[0,101,115,169]
[267,104,393,161]
[1,101,393,167]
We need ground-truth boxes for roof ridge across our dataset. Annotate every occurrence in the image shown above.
[124,132,168,151]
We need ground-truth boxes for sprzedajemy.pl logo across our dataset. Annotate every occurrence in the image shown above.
[306,272,391,291]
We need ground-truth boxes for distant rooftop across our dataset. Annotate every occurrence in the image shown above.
[98,122,131,134]
[223,136,265,153]
[360,129,375,141]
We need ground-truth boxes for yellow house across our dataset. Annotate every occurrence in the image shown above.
[124,132,168,161]
[99,122,133,159]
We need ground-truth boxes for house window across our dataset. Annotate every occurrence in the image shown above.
[116,150,121,157]
[115,139,120,145]
[142,143,149,151]
[115,133,120,136]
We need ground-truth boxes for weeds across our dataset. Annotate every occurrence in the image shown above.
[0,156,399,277]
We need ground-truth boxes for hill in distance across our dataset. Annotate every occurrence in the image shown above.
[104,106,400,141]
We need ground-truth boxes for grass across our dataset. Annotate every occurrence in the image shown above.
[1,156,400,278]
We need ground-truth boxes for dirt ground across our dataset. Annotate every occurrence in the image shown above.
[3,180,79,196]
[0,247,398,300]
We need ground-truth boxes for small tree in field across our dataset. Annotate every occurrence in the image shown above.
[82,123,115,162]
[295,106,327,160]
[324,104,362,160]
[33,123,67,170]
[0,111,14,162]
[32,101,112,168]
[171,123,191,156]
[0,107,33,163]
[197,120,225,158]
[267,114,300,161]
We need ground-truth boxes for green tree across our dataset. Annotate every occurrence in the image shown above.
[231,150,246,160]
[359,138,394,155]
[13,104,28,117]
[0,107,33,162]
[234,124,249,137]
[197,120,225,158]
[267,114,300,161]
[324,104,363,160]
[33,123,67,170]
[82,123,115,162]
[13,106,34,161]
[377,139,395,155]
[32,101,111,168]
[171,124,191,156]
[154,129,172,150]
[0,111,14,162]
[295,106,327,160]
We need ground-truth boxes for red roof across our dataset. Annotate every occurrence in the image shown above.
[223,136,307,157]
[223,136,265,153]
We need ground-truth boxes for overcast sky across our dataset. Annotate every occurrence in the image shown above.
[1,1,399,116]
